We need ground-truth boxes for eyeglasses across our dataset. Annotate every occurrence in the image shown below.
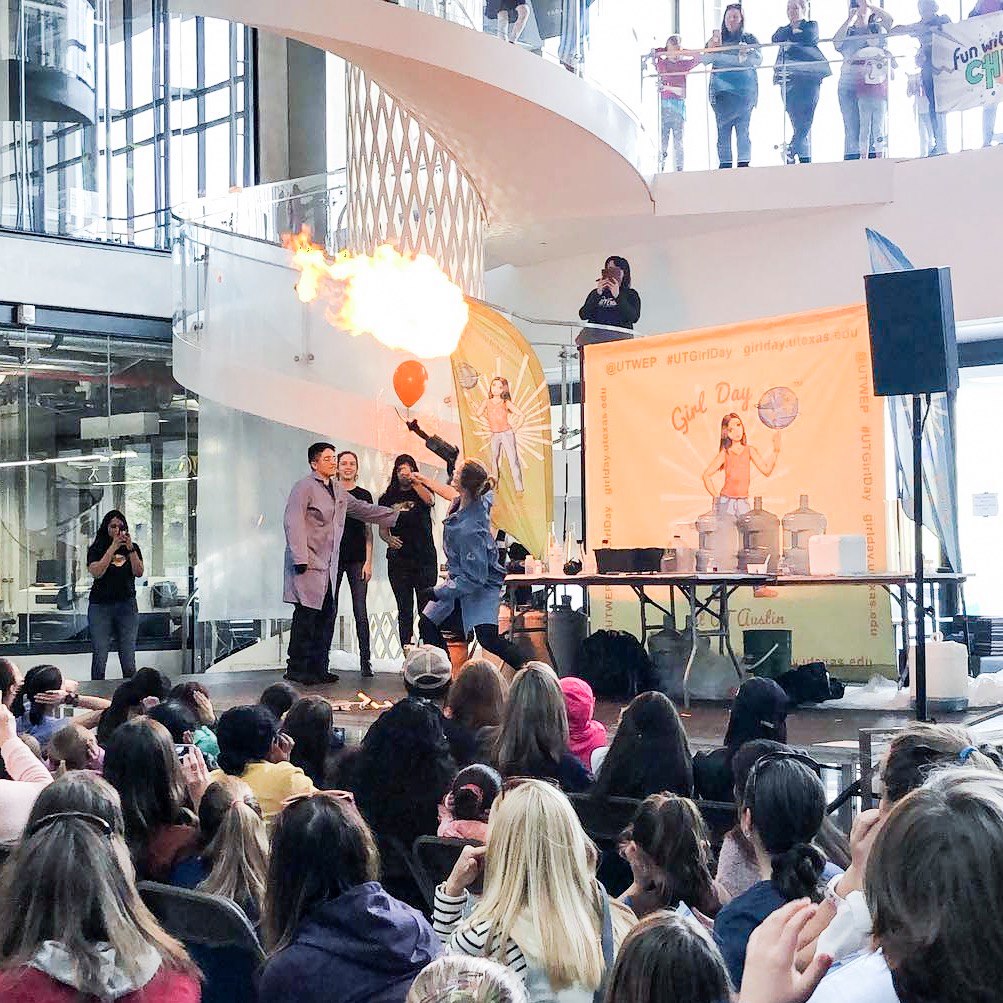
[26,811,113,839]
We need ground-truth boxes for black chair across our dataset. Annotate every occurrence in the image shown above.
[380,836,436,916]
[567,793,642,842]
[695,799,737,849]
[567,794,642,897]
[412,835,482,908]
[137,881,264,1003]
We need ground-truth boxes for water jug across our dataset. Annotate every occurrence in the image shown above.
[696,499,739,572]
[738,497,780,572]
[782,495,827,575]
[661,535,695,573]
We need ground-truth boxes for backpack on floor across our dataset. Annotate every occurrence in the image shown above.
[576,630,656,700]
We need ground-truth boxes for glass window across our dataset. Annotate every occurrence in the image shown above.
[0,329,195,666]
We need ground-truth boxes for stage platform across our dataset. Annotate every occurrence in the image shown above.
[78,665,979,749]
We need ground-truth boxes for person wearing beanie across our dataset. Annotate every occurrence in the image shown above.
[559,677,608,770]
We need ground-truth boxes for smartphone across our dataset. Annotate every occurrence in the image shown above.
[175,743,194,760]
[601,265,624,284]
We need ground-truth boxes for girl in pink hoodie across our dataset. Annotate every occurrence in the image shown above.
[560,676,608,770]
[437,764,502,842]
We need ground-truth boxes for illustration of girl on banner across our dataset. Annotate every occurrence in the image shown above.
[702,413,781,515]
[469,376,526,495]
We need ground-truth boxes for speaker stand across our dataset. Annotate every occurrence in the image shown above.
[912,393,929,722]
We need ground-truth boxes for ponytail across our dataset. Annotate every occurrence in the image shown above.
[770,842,825,902]
[200,797,269,916]
[457,459,494,499]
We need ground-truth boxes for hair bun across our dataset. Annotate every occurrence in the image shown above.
[771,842,825,902]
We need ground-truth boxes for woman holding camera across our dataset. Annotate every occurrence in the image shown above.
[87,509,144,681]
[578,255,641,343]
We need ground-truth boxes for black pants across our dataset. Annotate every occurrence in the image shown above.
[784,77,821,163]
[335,562,371,667]
[287,583,335,680]
[389,566,435,648]
[419,603,526,670]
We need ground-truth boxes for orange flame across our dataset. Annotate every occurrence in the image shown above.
[282,228,469,359]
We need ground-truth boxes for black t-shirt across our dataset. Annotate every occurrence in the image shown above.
[339,485,373,565]
[87,540,143,604]
[377,483,437,576]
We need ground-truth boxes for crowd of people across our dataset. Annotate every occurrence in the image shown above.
[645,0,1001,171]
[0,649,1001,1002]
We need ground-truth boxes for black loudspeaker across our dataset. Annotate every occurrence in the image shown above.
[864,267,958,397]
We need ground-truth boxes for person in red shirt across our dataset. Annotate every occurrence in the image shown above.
[649,35,701,172]
[0,774,201,1002]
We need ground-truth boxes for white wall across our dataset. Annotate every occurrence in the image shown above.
[0,231,172,318]
[486,148,1003,333]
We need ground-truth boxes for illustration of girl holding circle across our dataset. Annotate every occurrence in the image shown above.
[702,412,781,516]
[469,376,526,494]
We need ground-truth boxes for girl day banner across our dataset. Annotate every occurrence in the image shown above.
[582,304,896,680]
[451,300,554,558]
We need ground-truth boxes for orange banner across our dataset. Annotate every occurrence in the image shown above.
[583,304,895,678]
[451,300,554,558]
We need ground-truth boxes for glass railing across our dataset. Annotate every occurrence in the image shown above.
[391,1,1001,175]
[172,170,350,253]
[638,34,1000,173]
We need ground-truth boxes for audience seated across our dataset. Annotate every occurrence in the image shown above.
[442,658,508,767]
[694,677,789,803]
[258,792,441,1003]
[258,681,298,722]
[716,739,790,898]
[559,677,608,770]
[345,697,457,855]
[491,663,591,792]
[437,763,502,841]
[592,691,693,800]
[433,779,635,999]
[605,910,732,1003]
[0,704,53,844]
[713,749,828,988]
[0,771,200,1002]
[148,701,218,770]
[15,664,109,752]
[48,721,105,775]
[865,767,1003,1003]
[210,704,314,821]
[799,722,999,972]
[283,694,343,788]
[0,656,23,709]
[619,793,728,922]
[104,717,202,881]
[403,646,453,702]
[169,682,221,762]
[169,776,269,924]
[406,956,527,1003]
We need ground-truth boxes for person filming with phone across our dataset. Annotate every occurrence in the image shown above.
[87,509,144,681]
[577,254,641,346]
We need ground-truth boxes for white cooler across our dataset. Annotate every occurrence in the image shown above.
[807,535,868,576]
[908,634,970,712]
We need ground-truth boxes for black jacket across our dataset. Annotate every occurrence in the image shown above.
[579,287,642,331]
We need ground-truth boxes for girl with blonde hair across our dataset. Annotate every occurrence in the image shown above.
[170,776,269,923]
[433,779,635,1000]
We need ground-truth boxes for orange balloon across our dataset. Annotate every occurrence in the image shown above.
[393,360,429,409]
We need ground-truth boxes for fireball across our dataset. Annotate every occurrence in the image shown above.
[282,228,469,359]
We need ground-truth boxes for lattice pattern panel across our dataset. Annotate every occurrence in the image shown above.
[346,64,486,297]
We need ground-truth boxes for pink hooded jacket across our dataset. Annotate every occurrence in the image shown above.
[559,677,607,769]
